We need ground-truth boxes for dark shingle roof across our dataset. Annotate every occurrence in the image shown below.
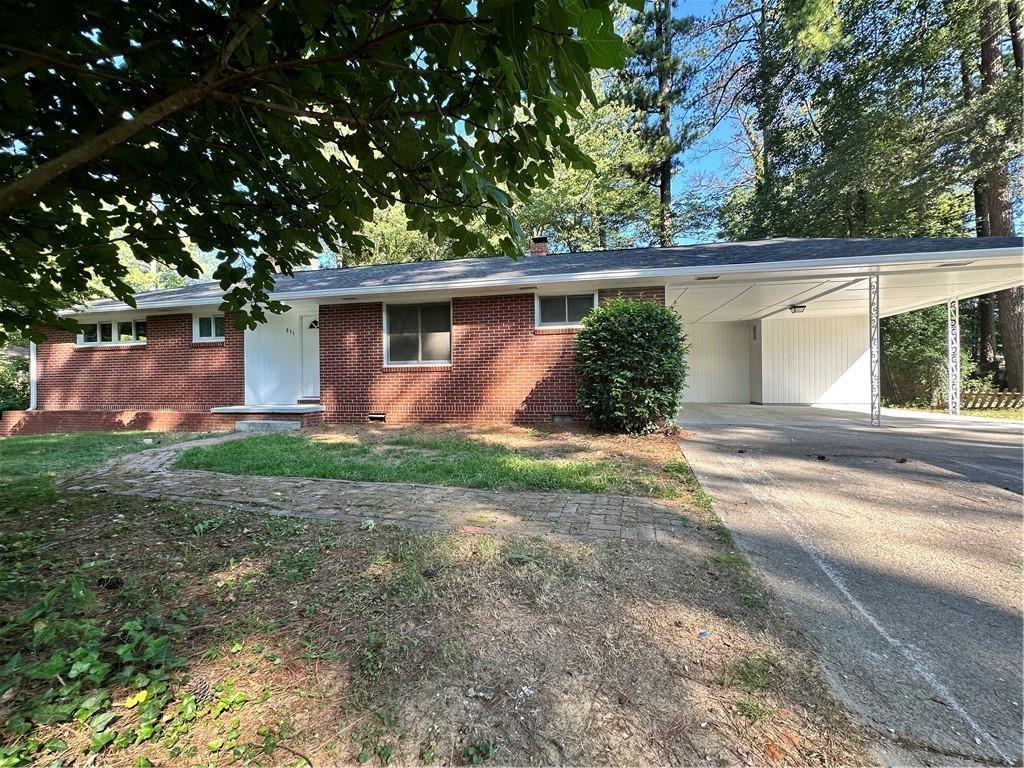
[89,236,1022,309]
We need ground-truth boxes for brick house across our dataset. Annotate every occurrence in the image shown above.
[2,236,1020,435]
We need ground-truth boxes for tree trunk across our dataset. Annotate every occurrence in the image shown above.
[979,295,998,374]
[960,51,992,239]
[1009,0,1024,71]
[973,179,990,236]
[980,0,1023,390]
[998,289,1024,390]
[655,0,673,247]
[971,154,996,378]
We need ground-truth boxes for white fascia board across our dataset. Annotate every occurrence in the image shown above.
[67,246,1022,316]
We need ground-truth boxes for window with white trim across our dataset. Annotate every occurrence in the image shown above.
[194,314,225,342]
[385,303,451,365]
[77,320,146,345]
[536,293,596,327]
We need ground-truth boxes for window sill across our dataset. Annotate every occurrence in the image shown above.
[75,342,147,350]
[191,339,225,347]
[383,362,452,370]
[534,326,580,335]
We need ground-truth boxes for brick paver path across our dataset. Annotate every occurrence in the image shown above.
[64,433,695,544]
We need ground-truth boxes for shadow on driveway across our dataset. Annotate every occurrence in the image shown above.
[679,405,1023,765]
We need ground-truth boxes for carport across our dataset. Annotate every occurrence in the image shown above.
[668,240,1022,424]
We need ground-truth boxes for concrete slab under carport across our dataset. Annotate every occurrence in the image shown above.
[677,404,1023,765]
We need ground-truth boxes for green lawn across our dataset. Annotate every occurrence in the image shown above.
[960,407,1023,420]
[176,428,693,498]
[0,431,197,510]
[0,428,868,766]
[889,406,1023,421]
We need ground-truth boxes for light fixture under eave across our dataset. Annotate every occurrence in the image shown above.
[789,304,807,314]
[518,285,538,290]
[695,275,720,280]
[937,261,974,268]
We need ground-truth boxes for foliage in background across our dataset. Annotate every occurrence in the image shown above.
[575,298,687,434]
[0,0,631,344]
[691,0,1022,390]
[334,81,664,261]
[882,304,986,406]
[515,83,662,252]
[0,355,29,412]
[698,0,1021,241]
[117,243,221,293]
[340,205,490,266]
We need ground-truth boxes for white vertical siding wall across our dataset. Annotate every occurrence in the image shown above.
[759,316,869,405]
[682,322,751,403]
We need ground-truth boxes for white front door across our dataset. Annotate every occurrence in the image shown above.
[244,312,302,405]
[301,315,320,398]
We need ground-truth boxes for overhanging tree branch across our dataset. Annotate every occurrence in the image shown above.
[0,13,486,218]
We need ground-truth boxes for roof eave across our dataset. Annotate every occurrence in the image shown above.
[66,246,1022,316]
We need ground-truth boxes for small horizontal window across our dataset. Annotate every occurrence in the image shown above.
[195,314,225,341]
[77,320,146,346]
[537,294,595,327]
[386,303,451,364]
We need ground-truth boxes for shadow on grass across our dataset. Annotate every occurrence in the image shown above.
[0,489,869,767]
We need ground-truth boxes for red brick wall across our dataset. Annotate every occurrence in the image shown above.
[0,409,238,436]
[0,409,323,437]
[35,313,244,411]
[16,286,666,432]
[319,287,665,424]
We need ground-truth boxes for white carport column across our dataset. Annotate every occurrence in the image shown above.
[869,275,881,426]
[948,299,961,415]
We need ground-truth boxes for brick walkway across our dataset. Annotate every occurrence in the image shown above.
[64,433,695,545]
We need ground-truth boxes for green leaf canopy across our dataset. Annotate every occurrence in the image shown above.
[0,0,628,341]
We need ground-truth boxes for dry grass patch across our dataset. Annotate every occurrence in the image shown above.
[0,487,872,766]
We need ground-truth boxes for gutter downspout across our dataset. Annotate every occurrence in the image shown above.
[28,341,37,410]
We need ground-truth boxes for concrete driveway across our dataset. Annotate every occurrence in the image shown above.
[679,405,1023,765]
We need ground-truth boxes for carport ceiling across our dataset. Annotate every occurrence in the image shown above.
[666,255,1023,322]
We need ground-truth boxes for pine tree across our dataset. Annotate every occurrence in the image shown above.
[612,0,696,246]
[979,0,1023,390]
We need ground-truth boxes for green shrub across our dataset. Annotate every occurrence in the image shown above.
[575,297,688,434]
[0,354,29,412]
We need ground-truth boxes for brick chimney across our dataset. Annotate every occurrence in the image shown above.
[529,235,549,256]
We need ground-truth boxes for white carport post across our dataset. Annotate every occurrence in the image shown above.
[948,299,961,415]
[869,275,881,426]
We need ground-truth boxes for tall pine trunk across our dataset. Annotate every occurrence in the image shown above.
[960,50,999,375]
[1009,0,1024,70]
[656,0,673,246]
[980,0,1023,390]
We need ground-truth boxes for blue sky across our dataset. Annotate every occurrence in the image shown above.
[674,0,745,242]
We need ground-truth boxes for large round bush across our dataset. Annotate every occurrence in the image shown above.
[575,297,688,434]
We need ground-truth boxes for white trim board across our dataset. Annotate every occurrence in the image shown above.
[64,247,1022,316]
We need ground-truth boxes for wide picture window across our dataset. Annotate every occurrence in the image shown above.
[78,320,146,345]
[386,303,451,364]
